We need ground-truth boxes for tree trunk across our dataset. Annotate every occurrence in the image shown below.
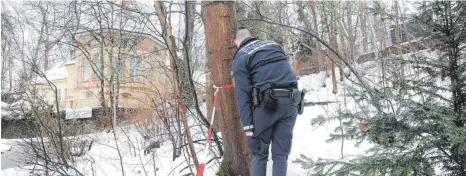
[9,56,12,91]
[344,1,354,61]
[44,12,50,71]
[329,2,338,94]
[321,2,331,75]
[154,0,200,169]
[183,1,224,157]
[206,63,214,122]
[337,5,347,82]
[202,1,250,175]
[394,0,405,79]
[310,1,323,72]
[203,3,214,121]
[360,1,367,53]
[97,5,107,117]
[1,51,6,90]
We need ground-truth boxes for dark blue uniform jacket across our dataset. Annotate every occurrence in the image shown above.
[232,37,297,132]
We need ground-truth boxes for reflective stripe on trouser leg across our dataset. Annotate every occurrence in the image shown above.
[243,125,254,131]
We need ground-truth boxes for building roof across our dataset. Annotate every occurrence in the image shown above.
[64,59,76,66]
[31,62,68,84]
[74,28,166,46]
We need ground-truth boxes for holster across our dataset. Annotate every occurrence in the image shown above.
[252,87,261,107]
[251,83,273,107]
[262,89,277,112]
[252,84,277,112]
[296,89,306,115]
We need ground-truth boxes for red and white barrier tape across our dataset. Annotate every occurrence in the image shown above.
[196,84,234,176]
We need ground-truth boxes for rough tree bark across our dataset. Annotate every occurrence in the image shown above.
[204,2,214,122]
[182,1,223,157]
[202,1,250,175]
[205,62,214,122]
[154,0,200,169]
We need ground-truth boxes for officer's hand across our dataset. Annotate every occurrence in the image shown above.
[245,131,253,136]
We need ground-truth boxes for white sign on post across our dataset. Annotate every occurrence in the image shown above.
[66,107,93,119]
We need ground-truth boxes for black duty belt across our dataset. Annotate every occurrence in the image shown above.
[272,89,293,97]
[272,88,302,104]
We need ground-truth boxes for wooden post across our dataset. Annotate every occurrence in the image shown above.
[154,0,200,169]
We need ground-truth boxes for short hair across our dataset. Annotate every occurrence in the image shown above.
[236,29,252,41]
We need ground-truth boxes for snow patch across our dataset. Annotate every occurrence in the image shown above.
[1,143,12,154]
[193,70,207,86]
[31,63,68,84]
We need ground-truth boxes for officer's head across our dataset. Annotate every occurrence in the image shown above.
[234,29,252,48]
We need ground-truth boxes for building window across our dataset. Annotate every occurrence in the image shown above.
[144,61,155,83]
[38,88,44,99]
[69,49,75,59]
[57,89,61,101]
[86,91,94,98]
[121,39,128,48]
[47,90,52,102]
[87,40,92,48]
[74,62,78,88]
[94,54,102,78]
[130,39,137,49]
[87,39,99,49]
[82,58,90,82]
[130,56,140,81]
[116,55,125,80]
[104,54,110,80]
[64,88,67,100]
[122,38,136,49]
[154,46,161,56]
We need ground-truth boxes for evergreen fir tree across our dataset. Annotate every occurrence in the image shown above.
[294,1,465,175]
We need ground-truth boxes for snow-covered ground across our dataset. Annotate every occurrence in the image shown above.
[1,127,220,176]
[1,143,12,154]
[1,139,27,171]
[1,71,367,176]
[1,49,442,175]
[1,102,10,118]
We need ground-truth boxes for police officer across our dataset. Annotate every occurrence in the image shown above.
[232,29,301,176]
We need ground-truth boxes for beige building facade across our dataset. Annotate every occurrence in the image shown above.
[31,29,172,119]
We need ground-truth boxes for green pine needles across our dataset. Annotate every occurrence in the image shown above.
[295,1,466,176]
